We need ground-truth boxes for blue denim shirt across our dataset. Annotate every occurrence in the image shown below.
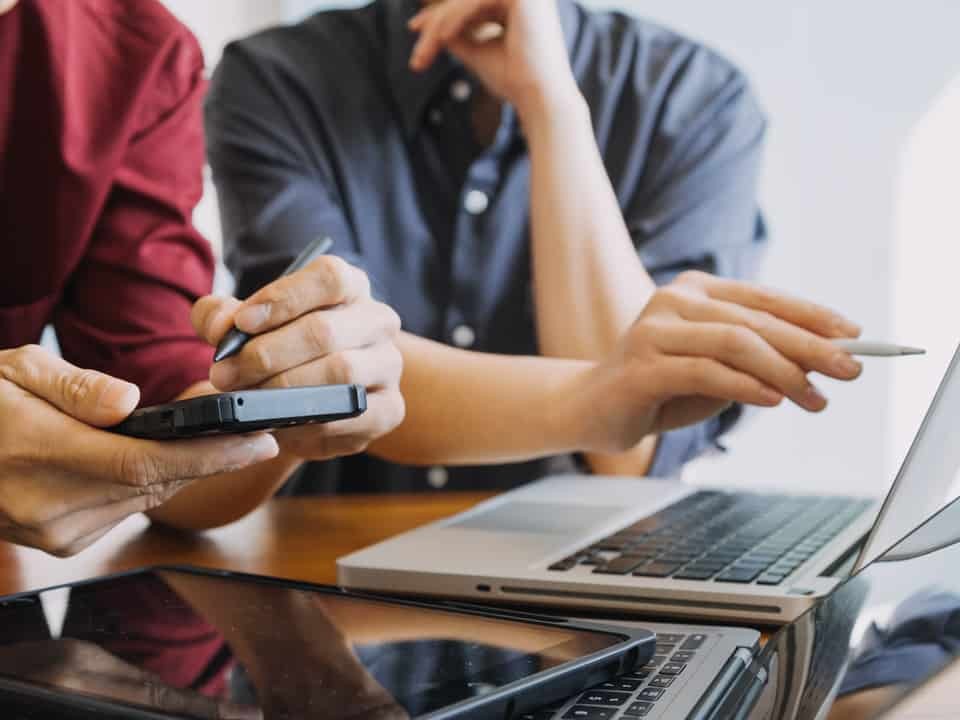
[205,0,768,494]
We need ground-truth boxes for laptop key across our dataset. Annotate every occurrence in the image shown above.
[671,651,695,663]
[548,558,579,571]
[632,562,682,577]
[649,675,674,688]
[660,662,687,676]
[624,702,653,717]
[716,566,763,583]
[757,573,787,585]
[578,691,631,707]
[655,633,685,643]
[598,678,642,692]
[654,643,676,655]
[637,687,665,701]
[673,566,717,580]
[680,634,707,650]
[563,707,615,719]
[593,557,645,575]
[623,669,651,680]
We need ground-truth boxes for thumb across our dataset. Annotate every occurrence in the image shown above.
[2,346,140,427]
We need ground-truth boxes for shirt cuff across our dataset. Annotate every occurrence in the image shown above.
[646,404,743,478]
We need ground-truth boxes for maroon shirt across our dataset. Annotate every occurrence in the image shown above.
[0,0,214,406]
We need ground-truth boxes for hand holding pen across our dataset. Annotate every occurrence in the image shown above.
[215,237,335,362]
[188,237,405,461]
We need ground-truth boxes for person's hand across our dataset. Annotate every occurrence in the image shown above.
[193,254,405,460]
[0,345,278,557]
[566,271,864,453]
[408,0,579,120]
[0,639,262,719]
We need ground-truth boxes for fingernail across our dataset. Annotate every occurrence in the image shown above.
[99,380,140,412]
[224,434,278,467]
[803,383,828,411]
[832,353,862,377]
[235,304,271,333]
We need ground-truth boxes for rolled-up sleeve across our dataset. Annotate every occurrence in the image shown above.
[53,32,215,407]
[204,43,366,300]
[624,46,768,477]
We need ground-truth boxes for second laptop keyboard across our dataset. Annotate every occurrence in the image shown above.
[549,491,872,586]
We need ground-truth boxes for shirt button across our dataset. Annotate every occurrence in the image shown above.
[427,466,449,489]
[464,189,489,215]
[450,79,472,102]
[451,324,476,349]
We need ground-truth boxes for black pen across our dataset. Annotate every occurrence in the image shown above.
[213,236,335,363]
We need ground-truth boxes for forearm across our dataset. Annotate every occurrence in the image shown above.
[368,332,593,466]
[146,382,302,531]
[523,93,655,361]
[523,94,659,474]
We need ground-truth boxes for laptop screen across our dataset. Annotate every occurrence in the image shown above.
[855,342,960,569]
[731,495,960,720]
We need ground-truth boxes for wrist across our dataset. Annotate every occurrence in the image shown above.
[514,80,588,134]
[545,362,600,455]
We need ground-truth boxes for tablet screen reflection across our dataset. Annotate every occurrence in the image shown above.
[0,570,625,719]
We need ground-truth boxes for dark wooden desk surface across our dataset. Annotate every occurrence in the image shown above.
[0,493,492,597]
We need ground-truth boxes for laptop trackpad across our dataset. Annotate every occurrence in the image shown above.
[449,501,621,535]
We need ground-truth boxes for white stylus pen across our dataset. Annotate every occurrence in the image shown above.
[832,340,926,357]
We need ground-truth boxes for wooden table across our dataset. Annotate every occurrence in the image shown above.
[0,492,492,597]
[1,493,955,719]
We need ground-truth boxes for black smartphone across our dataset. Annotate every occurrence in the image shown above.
[110,385,366,439]
[0,566,654,720]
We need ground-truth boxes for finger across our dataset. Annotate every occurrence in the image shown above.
[211,302,401,391]
[0,345,139,427]
[257,341,403,392]
[2,469,187,529]
[30,498,155,558]
[11,492,159,558]
[191,295,243,347]
[276,388,405,460]
[652,356,784,410]
[412,0,504,71]
[674,295,863,381]
[653,320,827,411]
[232,255,371,336]
[53,520,128,558]
[679,272,861,339]
[433,0,506,45]
[75,432,279,487]
[409,3,449,70]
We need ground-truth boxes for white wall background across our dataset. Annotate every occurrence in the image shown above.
[162,1,960,500]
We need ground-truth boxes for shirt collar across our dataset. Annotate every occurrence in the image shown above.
[384,0,581,139]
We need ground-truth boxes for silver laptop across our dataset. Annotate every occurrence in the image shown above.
[523,495,960,720]
[339,343,960,623]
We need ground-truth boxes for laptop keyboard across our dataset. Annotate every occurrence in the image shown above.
[548,491,872,586]
[517,631,709,719]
